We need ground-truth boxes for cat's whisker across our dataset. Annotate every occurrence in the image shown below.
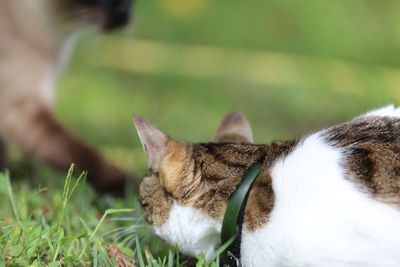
[113,214,145,224]
[125,234,138,248]
[119,232,139,247]
[110,229,135,241]
[110,216,137,222]
[101,223,148,240]
[133,214,146,224]
[112,231,137,246]
[138,233,153,247]
[111,225,148,244]
[100,226,128,238]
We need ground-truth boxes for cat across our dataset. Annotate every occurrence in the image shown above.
[133,106,400,266]
[0,0,133,194]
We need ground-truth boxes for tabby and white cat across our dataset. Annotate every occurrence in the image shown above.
[133,106,400,267]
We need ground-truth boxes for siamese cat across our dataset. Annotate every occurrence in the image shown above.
[0,0,133,194]
[133,106,400,266]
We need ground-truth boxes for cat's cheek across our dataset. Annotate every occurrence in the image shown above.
[154,204,222,260]
[139,176,173,227]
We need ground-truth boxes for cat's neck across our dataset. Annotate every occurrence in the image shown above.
[243,140,298,231]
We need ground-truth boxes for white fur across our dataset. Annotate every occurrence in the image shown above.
[157,106,400,266]
[362,105,400,118]
[155,204,222,259]
[241,133,400,266]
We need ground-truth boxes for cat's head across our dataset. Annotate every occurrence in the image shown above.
[133,112,266,258]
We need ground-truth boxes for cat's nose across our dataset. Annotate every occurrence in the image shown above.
[100,0,134,30]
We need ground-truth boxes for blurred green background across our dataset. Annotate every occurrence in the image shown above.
[58,0,400,173]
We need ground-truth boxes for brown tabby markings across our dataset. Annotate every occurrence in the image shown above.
[214,133,251,144]
[190,143,269,224]
[325,116,400,207]
[139,140,297,231]
[139,175,173,227]
[139,140,193,227]
[159,140,194,197]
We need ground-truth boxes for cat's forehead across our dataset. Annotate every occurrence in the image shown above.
[188,143,268,182]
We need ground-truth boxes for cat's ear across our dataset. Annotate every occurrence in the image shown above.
[212,112,254,143]
[133,115,175,171]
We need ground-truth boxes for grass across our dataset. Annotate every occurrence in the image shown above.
[0,167,133,266]
[2,0,400,266]
[1,166,219,266]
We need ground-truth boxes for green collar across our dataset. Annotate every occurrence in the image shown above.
[220,162,262,263]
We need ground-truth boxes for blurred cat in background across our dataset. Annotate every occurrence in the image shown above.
[0,0,133,194]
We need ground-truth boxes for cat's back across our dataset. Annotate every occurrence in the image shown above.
[324,105,400,207]
[241,106,400,267]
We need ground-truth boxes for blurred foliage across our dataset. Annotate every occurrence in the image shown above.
[132,0,400,67]
[58,0,400,166]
